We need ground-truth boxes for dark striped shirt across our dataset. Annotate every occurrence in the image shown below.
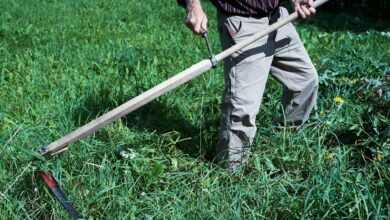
[211,0,280,17]
[178,0,280,17]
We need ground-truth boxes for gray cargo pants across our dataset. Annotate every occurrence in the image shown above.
[216,7,319,171]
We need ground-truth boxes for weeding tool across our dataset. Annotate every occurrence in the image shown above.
[33,0,330,216]
[35,0,330,157]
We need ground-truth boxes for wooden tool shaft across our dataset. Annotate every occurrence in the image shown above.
[43,60,212,156]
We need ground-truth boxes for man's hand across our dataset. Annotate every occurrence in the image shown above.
[185,0,208,35]
[292,0,316,19]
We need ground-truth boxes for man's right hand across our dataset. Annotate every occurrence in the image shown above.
[292,0,316,19]
[185,0,208,35]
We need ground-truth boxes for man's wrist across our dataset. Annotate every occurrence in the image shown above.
[185,0,201,12]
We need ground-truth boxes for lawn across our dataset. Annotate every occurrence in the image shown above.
[0,0,389,219]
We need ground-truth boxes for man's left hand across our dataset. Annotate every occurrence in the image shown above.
[292,0,316,19]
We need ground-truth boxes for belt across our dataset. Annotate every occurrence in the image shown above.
[221,7,281,21]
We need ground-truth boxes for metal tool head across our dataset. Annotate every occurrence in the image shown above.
[34,145,68,157]
[35,146,49,155]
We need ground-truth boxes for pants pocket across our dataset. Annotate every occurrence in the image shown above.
[225,17,243,40]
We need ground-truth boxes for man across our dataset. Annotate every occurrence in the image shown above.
[179,0,319,171]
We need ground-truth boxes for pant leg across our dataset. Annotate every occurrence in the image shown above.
[270,7,319,124]
[216,13,274,171]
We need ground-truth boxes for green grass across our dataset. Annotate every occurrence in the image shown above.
[1,0,389,219]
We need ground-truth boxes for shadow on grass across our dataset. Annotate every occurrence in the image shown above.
[301,10,390,32]
[73,92,219,161]
[277,1,390,32]
[129,101,219,160]
[325,111,389,164]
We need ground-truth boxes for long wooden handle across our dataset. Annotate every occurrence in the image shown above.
[39,0,330,156]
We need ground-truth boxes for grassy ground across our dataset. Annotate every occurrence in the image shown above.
[1,0,389,219]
